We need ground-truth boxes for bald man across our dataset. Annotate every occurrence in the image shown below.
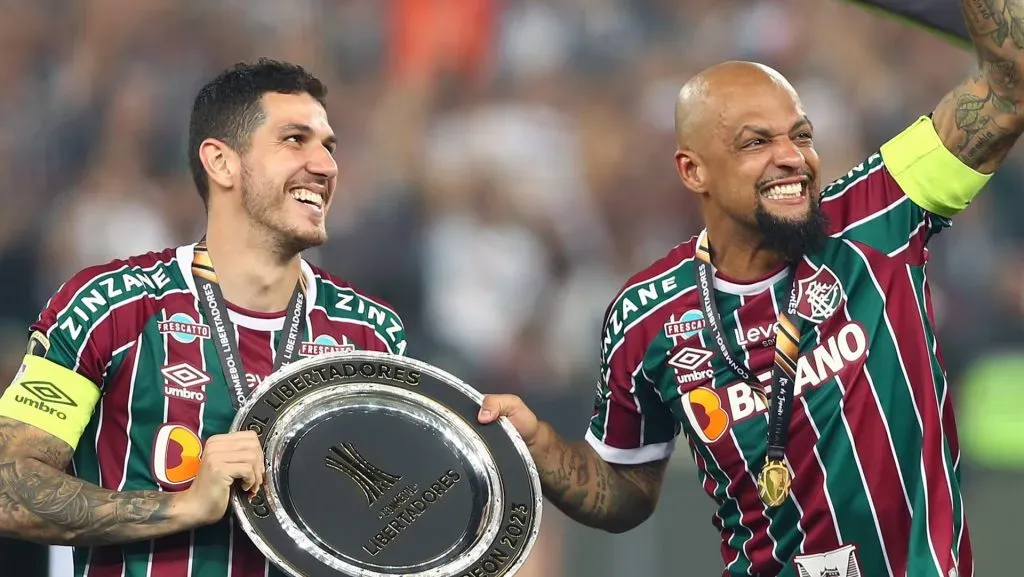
[477,5,1024,575]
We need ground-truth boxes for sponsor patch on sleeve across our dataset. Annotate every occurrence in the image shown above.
[0,355,101,450]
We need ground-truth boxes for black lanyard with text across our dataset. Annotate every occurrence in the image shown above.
[693,233,804,507]
[191,241,308,411]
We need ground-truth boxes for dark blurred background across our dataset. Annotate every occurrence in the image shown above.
[2,0,1024,575]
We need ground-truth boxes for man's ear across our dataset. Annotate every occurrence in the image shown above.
[198,138,240,191]
[675,149,709,195]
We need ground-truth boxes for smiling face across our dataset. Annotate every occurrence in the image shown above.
[235,91,338,253]
[675,62,829,260]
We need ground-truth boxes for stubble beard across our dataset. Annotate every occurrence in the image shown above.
[240,164,326,258]
[753,195,830,263]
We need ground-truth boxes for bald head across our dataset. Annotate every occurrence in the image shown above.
[674,61,799,150]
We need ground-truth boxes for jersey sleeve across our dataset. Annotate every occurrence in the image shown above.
[366,305,407,357]
[585,301,679,465]
[820,115,991,263]
[0,269,115,450]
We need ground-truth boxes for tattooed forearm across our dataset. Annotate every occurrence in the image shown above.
[930,0,1024,171]
[939,74,1021,168]
[0,419,191,546]
[531,424,667,533]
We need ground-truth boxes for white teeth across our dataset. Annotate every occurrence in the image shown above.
[762,183,803,200]
[289,188,323,208]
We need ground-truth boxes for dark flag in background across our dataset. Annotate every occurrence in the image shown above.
[844,0,971,47]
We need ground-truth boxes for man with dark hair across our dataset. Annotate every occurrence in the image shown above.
[0,58,407,576]
[478,1,1024,575]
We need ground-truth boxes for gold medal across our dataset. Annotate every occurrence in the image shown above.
[757,459,792,507]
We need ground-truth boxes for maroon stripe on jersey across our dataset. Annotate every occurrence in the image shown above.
[95,341,140,489]
[152,305,207,577]
[787,394,842,555]
[599,240,698,449]
[821,165,902,236]
[306,307,386,354]
[731,294,789,572]
[833,314,911,571]
[706,413,778,574]
[879,261,956,572]
[902,221,930,266]
[737,330,844,558]
[232,326,277,577]
[83,546,126,577]
[690,439,742,573]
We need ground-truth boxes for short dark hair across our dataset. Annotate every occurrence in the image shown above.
[187,58,328,205]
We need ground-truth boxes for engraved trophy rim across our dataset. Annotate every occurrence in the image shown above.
[229,350,543,577]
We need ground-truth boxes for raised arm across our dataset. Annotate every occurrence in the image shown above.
[932,0,1024,172]
[478,395,668,534]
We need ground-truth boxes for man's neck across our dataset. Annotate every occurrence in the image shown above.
[704,225,786,282]
[202,225,302,314]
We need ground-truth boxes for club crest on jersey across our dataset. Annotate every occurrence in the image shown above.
[158,313,211,344]
[301,334,356,357]
[664,309,706,343]
[796,265,844,324]
[161,362,210,404]
[151,424,203,490]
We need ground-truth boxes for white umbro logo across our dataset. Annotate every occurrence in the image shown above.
[668,347,713,371]
[161,363,211,389]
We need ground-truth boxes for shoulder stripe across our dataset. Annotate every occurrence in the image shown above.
[603,285,696,376]
[318,277,401,320]
[48,258,180,333]
[831,194,909,237]
[71,289,191,373]
[312,305,401,354]
[604,256,694,326]
[821,154,886,203]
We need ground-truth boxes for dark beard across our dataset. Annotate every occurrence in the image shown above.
[754,198,830,263]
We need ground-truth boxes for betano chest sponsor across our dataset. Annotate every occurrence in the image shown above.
[681,322,868,443]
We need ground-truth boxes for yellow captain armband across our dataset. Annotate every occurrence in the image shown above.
[0,355,100,450]
[880,115,992,218]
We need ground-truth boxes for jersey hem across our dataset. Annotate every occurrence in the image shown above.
[584,429,675,464]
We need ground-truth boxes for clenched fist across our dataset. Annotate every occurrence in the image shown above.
[178,431,265,527]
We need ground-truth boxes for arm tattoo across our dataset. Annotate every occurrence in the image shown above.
[535,435,667,533]
[0,418,183,546]
[932,0,1024,171]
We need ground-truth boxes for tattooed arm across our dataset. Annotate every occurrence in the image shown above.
[0,416,195,546]
[932,0,1024,172]
[529,422,668,533]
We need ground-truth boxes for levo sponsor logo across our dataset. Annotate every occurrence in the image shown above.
[151,424,203,489]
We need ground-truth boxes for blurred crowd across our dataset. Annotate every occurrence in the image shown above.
[3,0,1024,425]
[7,0,1024,575]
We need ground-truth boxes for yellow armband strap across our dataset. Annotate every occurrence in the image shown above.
[880,115,992,218]
[0,355,100,450]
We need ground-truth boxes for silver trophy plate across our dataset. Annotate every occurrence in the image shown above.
[229,350,542,577]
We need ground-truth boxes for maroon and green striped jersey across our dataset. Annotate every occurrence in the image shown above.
[587,149,971,577]
[31,243,407,577]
